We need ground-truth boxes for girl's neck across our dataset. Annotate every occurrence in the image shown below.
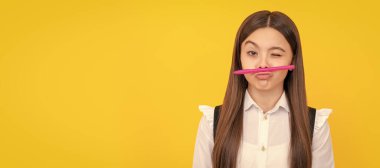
[247,84,284,113]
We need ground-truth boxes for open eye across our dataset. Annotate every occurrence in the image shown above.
[247,51,257,56]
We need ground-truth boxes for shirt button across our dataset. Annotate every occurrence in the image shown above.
[264,114,268,120]
[261,146,266,151]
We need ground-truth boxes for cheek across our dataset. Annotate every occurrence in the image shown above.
[273,71,289,81]
[240,55,255,69]
[240,55,247,68]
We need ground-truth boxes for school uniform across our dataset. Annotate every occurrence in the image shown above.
[193,89,334,168]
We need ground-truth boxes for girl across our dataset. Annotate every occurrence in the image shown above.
[193,10,334,168]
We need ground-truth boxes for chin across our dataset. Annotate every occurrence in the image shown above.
[252,82,273,91]
[255,86,273,91]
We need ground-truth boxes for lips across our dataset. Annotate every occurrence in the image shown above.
[255,72,273,80]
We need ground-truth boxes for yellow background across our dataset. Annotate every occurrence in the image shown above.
[0,0,379,167]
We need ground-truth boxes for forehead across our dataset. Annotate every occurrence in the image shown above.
[242,27,291,50]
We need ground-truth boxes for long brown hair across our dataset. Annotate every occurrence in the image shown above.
[212,10,312,168]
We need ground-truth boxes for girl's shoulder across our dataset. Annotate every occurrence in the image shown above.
[198,105,216,130]
[314,108,333,131]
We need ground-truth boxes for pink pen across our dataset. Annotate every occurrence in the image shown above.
[233,65,295,75]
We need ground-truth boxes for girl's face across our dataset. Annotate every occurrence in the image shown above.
[240,27,293,91]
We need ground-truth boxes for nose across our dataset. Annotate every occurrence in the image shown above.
[257,56,269,69]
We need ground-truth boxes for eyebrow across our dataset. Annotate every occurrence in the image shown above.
[244,40,286,52]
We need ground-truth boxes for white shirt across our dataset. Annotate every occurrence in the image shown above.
[193,89,334,168]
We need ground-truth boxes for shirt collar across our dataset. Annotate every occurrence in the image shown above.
[243,89,290,113]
